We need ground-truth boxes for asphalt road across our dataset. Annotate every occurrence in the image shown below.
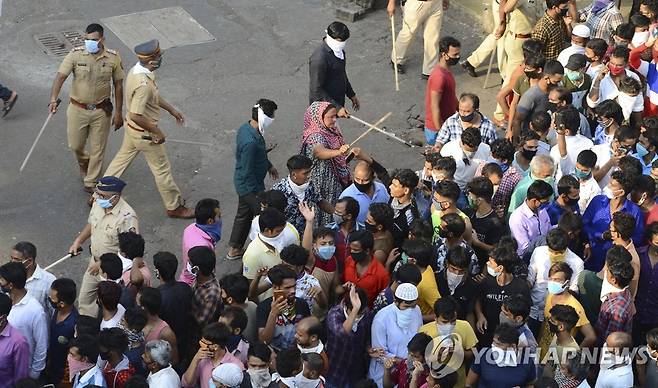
[0,0,500,282]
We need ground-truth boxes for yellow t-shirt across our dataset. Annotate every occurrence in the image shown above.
[538,294,589,360]
[419,320,478,387]
[417,266,441,316]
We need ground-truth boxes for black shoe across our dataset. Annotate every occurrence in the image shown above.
[461,60,478,77]
[390,61,405,74]
[421,73,429,80]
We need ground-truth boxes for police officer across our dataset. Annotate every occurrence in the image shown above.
[49,23,124,193]
[104,39,194,219]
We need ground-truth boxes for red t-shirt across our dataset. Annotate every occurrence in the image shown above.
[343,256,390,306]
[645,204,658,227]
[424,66,457,131]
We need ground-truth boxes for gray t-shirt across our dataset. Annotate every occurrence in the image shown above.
[647,359,658,387]
[517,85,548,130]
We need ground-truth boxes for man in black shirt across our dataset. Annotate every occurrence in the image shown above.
[467,176,507,265]
[436,245,478,326]
[308,21,360,117]
[153,251,194,359]
[388,169,420,247]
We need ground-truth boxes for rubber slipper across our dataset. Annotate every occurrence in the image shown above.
[3,94,17,117]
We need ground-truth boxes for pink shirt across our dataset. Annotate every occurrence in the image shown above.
[121,266,152,287]
[180,224,215,285]
[181,350,243,388]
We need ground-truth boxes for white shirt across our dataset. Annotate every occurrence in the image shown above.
[595,363,634,388]
[248,217,300,245]
[527,246,584,321]
[8,293,48,379]
[25,264,56,316]
[100,304,126,330]
[440,139,491,189]
[74,365,107,388]
[578,177,602,212]
[550,134,594,180]
[591,143,616,189]
[147,365,181,388]
[586,63,605,80]
[557,44,586,67]
[587,69,644,111]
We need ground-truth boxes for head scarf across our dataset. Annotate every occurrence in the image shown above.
[592,0,614,14]
[300,101,350,185]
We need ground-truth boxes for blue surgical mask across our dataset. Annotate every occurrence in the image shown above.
[573,168,591,180]
[636,142,650,158]
[565,69,583,83]
[494,159,509,173]
[547,280,567,295]
[316,245,336,260]
[96,196,115,209]
[85,39,100,54]
[487,264,501,277]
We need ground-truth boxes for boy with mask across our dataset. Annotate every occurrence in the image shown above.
[436,246,478,323]
[557,25,591,68]
[500,294,537,354]
[597,251,635,343]
[585,38,608,80]
[219,306,250,366]
[46,278,79,386]
[632,175,658,226]
[633,127,658,174]
[339,161,390,223]
[295,317,329,374]
[571,149,601,212]
[339,230,389,305]
[181,198,222,285]
[388,169,420,247]
[326,196,364,271]
[248,190,301,249]
[467,177,506,263]
[509,180,554,257]
[544,304,580,375]
[545,175,582,226]
[383,333,432,388]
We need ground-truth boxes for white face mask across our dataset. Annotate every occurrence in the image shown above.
[298,341,324,354]
[395,305,416,330]
[491,345,518,367]
[258,232,285,252]
[600,270,624,301]
[446,269,464,292]
[603,185,618,200]
[280,369,321,388]
[632,31,650,47]
[343,306,363,332]
[437,322,456,337]
[616,92,637,121]
[248,367,272,388]
[257,106,274,135]
[288,177,309,201]
[325,33,346,59]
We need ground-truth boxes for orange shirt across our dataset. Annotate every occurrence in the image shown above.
[343,256,390,306]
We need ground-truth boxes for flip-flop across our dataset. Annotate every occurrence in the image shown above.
[225,253,243,261]
[2,94,17,117]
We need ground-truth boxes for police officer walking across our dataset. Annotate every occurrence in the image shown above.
[104,39,194,219]
[49,23,124,194]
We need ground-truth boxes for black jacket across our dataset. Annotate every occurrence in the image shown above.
[308,40,355,108]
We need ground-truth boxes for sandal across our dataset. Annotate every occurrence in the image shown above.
[2,94,17,118]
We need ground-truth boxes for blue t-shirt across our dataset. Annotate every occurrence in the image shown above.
[470,349,536,388]
[339,182,390,223]
[545,200,580,226]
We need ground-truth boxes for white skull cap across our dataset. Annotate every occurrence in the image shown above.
[394,283,419,301]
[572,24,591,38]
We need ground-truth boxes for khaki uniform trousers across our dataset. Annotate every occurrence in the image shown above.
[77,257,101,317]
[502,31,526,83]
[67,104,111,188]
[466,0,505,70]
[105,127,182,210]
[391,0,444,76]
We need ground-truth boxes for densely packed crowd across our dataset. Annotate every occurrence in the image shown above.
[6,0,658,387]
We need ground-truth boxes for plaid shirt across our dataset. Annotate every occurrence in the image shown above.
[436,112,499,146]
[532,12,569,60]
[272,177,322,234]
[192,277,221,326]
[325,304,373,386]
[491,165,524,215]
[579,3,623,44]
[596,289,634,343]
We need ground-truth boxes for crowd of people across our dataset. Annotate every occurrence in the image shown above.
[6,0,658,387]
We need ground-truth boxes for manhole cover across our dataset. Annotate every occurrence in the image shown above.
[35,31,84,57]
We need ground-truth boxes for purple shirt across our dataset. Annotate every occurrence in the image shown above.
[636,246,658,325]
[325,304,373,387]
[180,223,215,285]
[0,323,30,388]
[509,202,552,257]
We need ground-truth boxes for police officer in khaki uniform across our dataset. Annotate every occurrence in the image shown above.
[68,176,138,316]
[49,23,124,193]
[104,39,194,218]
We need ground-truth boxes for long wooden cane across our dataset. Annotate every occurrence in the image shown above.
[349,112,393,147]
[390,15,400,91]
[483,45,497,89]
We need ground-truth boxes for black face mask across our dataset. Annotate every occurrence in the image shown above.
[445,56,460,66]
[49,299,59,310]
[585,55,595,63]
[547,102,558,112]
[365,222,378,233]
[460,112,476,122]
[558,7,568,17]
[99,351,111,361]
[548,321,560,334]
[566,197,580,207]
[437,228,450,239]
[354,181,373,193]
[521,148,538,160]
[0,286,9,295]
[351,251,367,262]
[524,70,541,79]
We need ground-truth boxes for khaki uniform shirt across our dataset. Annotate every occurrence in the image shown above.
[58,47,124,104]
[88,197,139,258]
[507,0,544,35]
[125,63,160,131]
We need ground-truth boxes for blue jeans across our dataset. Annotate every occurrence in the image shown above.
[0,83,12,101]
[424,127,438,145]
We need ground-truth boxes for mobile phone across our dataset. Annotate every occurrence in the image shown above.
[273,289,286,302]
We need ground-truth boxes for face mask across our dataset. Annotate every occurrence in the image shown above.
[547,280,567,295]
[648,347,658,361]
[49,299,60,310]
[351,251,367,262]
[498,312,522,328]
[149,57,162,70]
[463,149,476,159]
[549,250,566,264]
[295,371,321,388]
[196,221,222,244]
[67,355,95,382]
[548,320,561,334]
[259,232,285,251]
[573,167,591,180]
[257,106,274,135]
[608,63,626,76]
[493,184,500,195]
[332,213,344,225]
[248,367,272,388]
[354,181,373,193]
[316,245,335,260]
[432,172,444,183]
[558,7,569,17]
[547,102,558,113]
[96,196,115,209]
[600,271,625,301]
[598,117,614,128]
[187,262,199,278]
[632,31,650,47]
[487,264,501,277]
[437,227,450,239]
[395,305,415,329]
[365,222,378,233]
[521,148,537,160]
[603,185,620,200]
[288,177,309,201]
[566,196,580,207]
[446,269,464,290]
[491,345,518,367]
[85,39,100,54]
[460,112,476,122]
[325,33,347,59]
[565,69,583,83]
[636,142,650,158]
[437,322,456,336]
[467,195,478,209]
[99,350,111,361]
[0,285,9,295]
[445,55,460,66]
[524,70,541,79]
